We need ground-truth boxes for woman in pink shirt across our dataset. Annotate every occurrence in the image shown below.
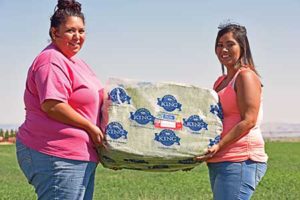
[196,23,268,199]
[16,0,104,199]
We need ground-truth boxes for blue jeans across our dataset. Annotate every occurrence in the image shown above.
[207,160,267,200]
[16,139,97,200]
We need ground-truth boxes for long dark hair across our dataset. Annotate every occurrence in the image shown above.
[215,23,259,76]
[49,0,85,39]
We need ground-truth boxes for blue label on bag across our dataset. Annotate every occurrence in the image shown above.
[210,103,223,120]
[158,113,176,121]
[130,108,155,125]
[124,159,149,164]
[178,158,197,164]
[157,95,182,112]
[183,115,208,132]
[106,122,128,139]
[109,87,131,104]
[154,129,180,146]
[208,135,221,147]
[148,165,169,170]
[154,112,183,130]
[102,155,116,163]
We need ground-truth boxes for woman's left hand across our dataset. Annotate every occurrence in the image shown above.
[194,143,221,162]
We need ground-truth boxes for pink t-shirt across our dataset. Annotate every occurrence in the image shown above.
[17,43,103,163]
[207,68,268,163]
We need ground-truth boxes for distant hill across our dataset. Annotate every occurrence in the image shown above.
[261,122,300,139]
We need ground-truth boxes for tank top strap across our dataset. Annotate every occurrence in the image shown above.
[213,75,226,90]
[229,68,247,88]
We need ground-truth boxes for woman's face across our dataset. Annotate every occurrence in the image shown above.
[51,16,85,58]
[216,32,241,68]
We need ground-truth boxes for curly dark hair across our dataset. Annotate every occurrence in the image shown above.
[49,0,85,39]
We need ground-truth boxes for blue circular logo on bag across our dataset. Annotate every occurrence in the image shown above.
[210,103,223,120]
[130,108,155,125]
[106,122,128,139]
[109,87,131,104]
[208,135,221,147]
[154,129,180,146]
[157,95,182,112]
[183,115,208,132]
[178,158,197,164]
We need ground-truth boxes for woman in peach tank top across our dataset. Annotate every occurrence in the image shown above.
[195,23,268,200]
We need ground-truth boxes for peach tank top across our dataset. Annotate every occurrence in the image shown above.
[207,68,268,163]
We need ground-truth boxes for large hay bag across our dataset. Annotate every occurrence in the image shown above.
[98,78,223,171]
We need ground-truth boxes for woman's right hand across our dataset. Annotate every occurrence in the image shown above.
[194,143,221,162]
[86,123,105,147]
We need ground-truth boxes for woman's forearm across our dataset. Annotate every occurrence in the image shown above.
[218,119,256,149]
[42,100,92,130]
[41,99,103,145]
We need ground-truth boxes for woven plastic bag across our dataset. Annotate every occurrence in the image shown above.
[98,78,223,171]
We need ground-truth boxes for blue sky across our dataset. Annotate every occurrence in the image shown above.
[0,0,299,125]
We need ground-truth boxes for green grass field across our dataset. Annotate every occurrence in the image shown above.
[1,142,299,200]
